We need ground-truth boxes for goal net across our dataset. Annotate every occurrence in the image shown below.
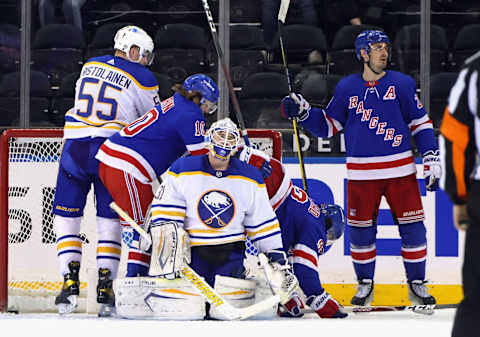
[0,128,281,313]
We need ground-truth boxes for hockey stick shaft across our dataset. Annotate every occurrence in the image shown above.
[201,0,250,146]
[277,0,308,193]
[306,303,457,314]
[109,201,280,320]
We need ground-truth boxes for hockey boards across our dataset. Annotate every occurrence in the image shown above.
[109,202,281,320]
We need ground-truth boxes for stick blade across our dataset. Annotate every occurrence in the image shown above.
[278,0,291,23]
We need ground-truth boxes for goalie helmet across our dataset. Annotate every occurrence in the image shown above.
[183,74,219,114]
[322,204,346,246]
[205,118,240,160]
[355,30,390,61]
[114,25,154,66]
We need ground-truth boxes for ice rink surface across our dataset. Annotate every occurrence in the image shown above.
[0,309,456,337]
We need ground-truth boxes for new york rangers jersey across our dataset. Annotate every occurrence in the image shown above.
[150,155,283,252]
[302,70,438,180]
[238,147,328,297]
[95,93,208,184]
[64,55,159,139]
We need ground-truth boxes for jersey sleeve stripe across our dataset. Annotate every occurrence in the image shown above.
[247,223,280,237]
[151,210,186,217]
[440,108,470,199]
[248,230,281,243]
[84,61,159,90]
[151,203,187,210]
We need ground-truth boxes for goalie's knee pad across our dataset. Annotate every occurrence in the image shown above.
[115,277,205,320]
[209,275,256,320]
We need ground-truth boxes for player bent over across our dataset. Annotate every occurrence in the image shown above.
[52,25,158,315]
[96,74,218,279]
[115,118,297,320]
[281,30,441,309]
[238,146,347,318]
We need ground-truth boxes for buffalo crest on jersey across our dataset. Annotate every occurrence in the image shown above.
[197,190,235,229]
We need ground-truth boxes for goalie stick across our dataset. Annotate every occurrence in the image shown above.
[277,0,308,193]
[109,202,280,320]
[200,0,250,146]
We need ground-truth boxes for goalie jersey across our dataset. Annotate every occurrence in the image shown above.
[64,55,159,139]
[150,155,283,253]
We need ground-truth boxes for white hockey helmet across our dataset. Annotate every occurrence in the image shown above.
[114,25,154,66]
[205,118,240,160]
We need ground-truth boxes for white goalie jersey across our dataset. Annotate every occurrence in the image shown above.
[150,155,283,252]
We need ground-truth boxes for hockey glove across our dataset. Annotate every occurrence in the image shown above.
[422,150,442,191]
[307,291,348,318]
[277,292,305,318]
[281,93,311,122]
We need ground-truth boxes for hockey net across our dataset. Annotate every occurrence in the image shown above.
[0,128,282,313]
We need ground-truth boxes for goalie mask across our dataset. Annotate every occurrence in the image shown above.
[205,118,240,160]
[183,74,219,115]
[321,204,346,246]
[114,25,154,66]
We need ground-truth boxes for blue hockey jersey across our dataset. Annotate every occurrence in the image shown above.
[302,70,438,180]
[96,93,207,183]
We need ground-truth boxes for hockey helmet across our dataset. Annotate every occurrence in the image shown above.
[114,25,154,66]
[355,30,390,61]
[322,204,346,245]
[184,74,219,114]
[205,117,240,160]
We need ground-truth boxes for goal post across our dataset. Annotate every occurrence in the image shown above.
[0,128,282,313]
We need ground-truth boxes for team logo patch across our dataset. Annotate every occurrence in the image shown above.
[197,190,235,229]
[317,239,325,254]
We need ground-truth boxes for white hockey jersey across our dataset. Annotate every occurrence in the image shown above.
[151,155,283,252]
[64,55,159,139]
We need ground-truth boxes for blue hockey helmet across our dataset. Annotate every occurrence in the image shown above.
[322,204,346,246]
[355,30,390,61]
[183,74,219,114]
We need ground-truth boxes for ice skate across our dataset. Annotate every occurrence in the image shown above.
[97,268,116,317]
[351,279,374,306]
[55,261,80,314]
[408,280,436,315]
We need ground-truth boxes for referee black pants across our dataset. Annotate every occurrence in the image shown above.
[452,180,480,337]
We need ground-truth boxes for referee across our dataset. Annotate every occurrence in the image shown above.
[440,51,480,337]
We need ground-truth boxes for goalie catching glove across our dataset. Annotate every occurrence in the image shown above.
[259,250,299,305]
[148,221,191,279]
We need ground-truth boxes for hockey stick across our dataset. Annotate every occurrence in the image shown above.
[109,201,280,320]
[306,303,457,315]
[200,0,250,146]
[277,0,308,193]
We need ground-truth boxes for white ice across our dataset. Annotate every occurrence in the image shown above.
[0,309,456,337]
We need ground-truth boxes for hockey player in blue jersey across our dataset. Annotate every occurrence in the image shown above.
[239,146,347,318]
[52,25,158,315]
[96,74,218,278]
[146,118,298,319]
[281,30,442,308]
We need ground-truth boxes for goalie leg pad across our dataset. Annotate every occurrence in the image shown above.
[209,275,256,320]
[149,221,191,278]
[114,277,205,320]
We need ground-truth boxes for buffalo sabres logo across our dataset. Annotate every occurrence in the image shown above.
[197,190,235,229]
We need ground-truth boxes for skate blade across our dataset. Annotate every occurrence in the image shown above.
[98,304,116,317]
[57,295,78,315]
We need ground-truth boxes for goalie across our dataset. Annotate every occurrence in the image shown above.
[116,118,298,320]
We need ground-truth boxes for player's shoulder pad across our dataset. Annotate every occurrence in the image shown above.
[229,158,265,185]
[387,70,415,87]
[85,55,158,89]
[335,73,360,92]
[172,93,203,118]
[168,155,205,176]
